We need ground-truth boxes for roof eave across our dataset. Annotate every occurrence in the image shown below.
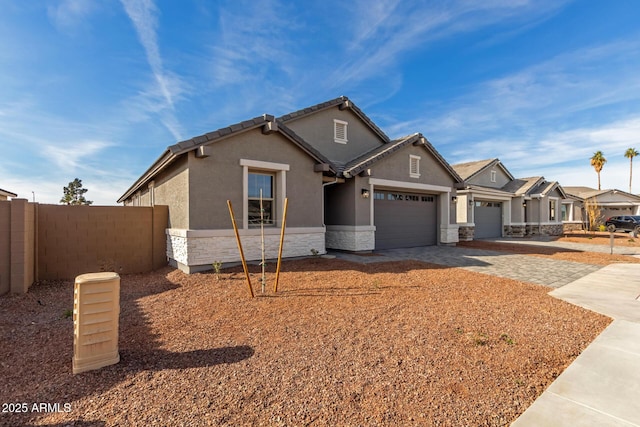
[117,149,175,203]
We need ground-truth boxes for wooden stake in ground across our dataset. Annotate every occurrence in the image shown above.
[274,197,289,293]
[227,200,254,298]
[260,189,266,294]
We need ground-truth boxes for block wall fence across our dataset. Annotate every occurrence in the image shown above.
[0,199,168,294]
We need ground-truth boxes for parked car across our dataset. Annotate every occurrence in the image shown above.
[604,215,640,232]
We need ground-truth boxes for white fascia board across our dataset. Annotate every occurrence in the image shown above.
[239,159,290,171]
[368,178,451,193]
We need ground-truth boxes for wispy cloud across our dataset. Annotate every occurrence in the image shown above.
[47,0,96,33]
[43,140,114,170]
[120,0,185,140]
[329,0,569,91]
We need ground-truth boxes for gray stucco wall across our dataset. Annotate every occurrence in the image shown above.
[325,180,356,226]
[547,188,564,199]
[511,196,525,223]
[469,166,511,188]
[187,128,323,229]
[371,144,455,189]
[284,106,385,163]
[152,156,189,229]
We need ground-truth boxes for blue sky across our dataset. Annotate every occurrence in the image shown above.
[2,0,640,204]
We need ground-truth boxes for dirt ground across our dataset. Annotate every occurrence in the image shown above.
[459,238,640,266]
[559,231,640,247]
[0,252,611,426]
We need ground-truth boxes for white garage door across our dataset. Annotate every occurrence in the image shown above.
[374,191,438,249]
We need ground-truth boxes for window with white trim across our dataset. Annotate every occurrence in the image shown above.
[549,199,557,221]
[334,119,348,144]
[248,172,275,226]
[490,170,497,182]
[409,155,421,178]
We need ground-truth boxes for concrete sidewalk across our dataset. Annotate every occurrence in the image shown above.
[512,264,640,426]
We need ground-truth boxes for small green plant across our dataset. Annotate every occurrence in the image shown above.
[62,309,73,319]
[454,327,464,335]
[598,224,607,232]
[310,248,319,257]
[500,333,515,345]
[212,260,223,280]
[474,333,489,346]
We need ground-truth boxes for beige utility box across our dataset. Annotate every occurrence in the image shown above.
[72,272,121,374]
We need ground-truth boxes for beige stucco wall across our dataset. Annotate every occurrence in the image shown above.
[0,201,10,294]
[284,106,385,163]
[187,128,323,230]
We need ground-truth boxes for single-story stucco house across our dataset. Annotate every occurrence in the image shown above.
[118,97,464,273]
[0,188,17,201]
[453,158,565,240]
[562,186,640,231]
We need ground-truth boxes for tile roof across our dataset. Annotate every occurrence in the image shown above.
[452,158,515,182]
[278,96,390,143]
[452,159,496,180]
[342,133,462,182]
[501,177,543,195]
[563,186,640,201]
[562,186,605,199]
[169,115,275,155]
[342,134,418,176]
[118,96,463,201]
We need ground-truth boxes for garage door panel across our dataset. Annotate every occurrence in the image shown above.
[374,191,437,249]
[474,201,502,238]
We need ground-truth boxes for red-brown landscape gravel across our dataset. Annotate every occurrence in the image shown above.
[458,239,640,265]
[1,257,610,426]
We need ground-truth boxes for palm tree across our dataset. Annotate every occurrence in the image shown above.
[590,151,607,190]
[624,148,639,193]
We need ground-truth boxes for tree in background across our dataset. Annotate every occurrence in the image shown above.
[590,151,607,190]
[624,148,639,193]
[584,196,604,231]
[60,178,93,205]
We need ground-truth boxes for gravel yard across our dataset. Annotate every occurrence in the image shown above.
[1,256,611,426]
[458,240,640,266]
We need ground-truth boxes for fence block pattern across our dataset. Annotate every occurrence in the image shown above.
[37,205,168,281]
[0,200,169,293]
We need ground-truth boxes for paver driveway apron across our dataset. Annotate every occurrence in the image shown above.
[334,245,600,288]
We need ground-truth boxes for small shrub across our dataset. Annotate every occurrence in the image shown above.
[500,333,515,345]
[62,309,73,319]
[212,261,223,280]
[310,248,319,257]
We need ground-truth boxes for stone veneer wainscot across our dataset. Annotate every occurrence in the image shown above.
[167,227,326,273]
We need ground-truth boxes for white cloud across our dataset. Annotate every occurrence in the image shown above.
[328,0,569,90]
[43,140,114,170]
[120,0,185,140]
[47,0,96,33]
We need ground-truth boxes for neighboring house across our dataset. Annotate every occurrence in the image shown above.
[119,97,463,273]
[453,159,565,240]
[562,186,640,230]
[0,188,17,201]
